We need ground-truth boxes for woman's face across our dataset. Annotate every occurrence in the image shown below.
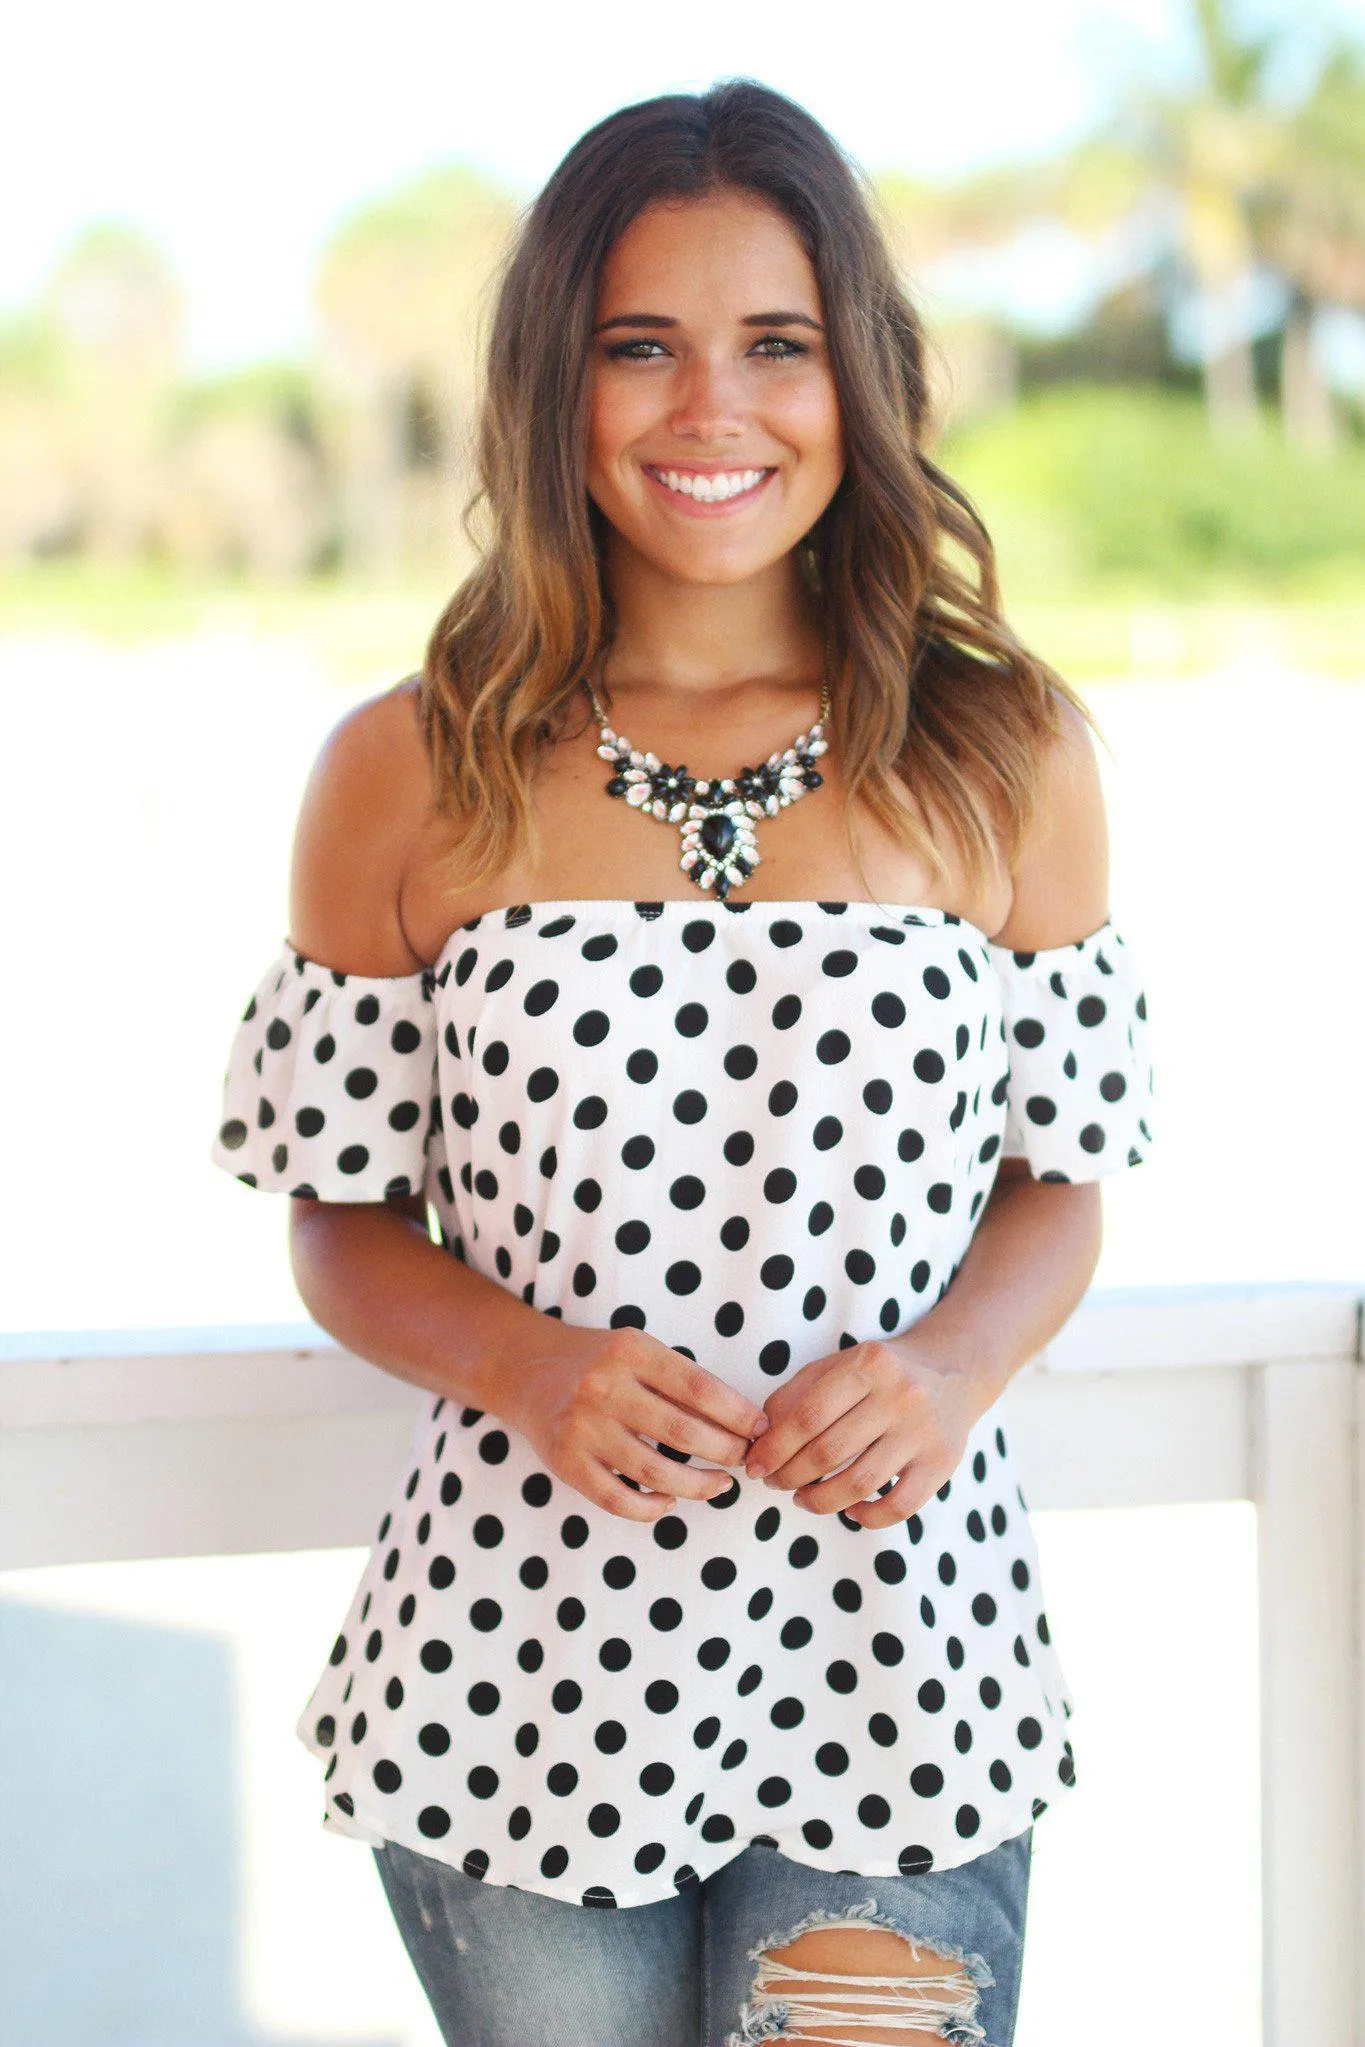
[585,188,845,587]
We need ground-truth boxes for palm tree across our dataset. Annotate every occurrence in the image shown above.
[1096,1,1365,442]
[1099,0,1291,432]
[880,4,1365,447]
[1254,41,1365,448]
[875,14,1276,434]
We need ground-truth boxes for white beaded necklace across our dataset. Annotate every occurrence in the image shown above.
[584,677,832,901]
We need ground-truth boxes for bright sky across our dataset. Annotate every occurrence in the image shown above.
[6,0,1362,369]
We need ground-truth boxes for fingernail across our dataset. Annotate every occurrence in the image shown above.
[751,1416,770,1435]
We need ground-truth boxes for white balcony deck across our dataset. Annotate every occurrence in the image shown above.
[3,1278,1361,2046]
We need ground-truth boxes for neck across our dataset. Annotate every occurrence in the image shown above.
[594,530,824,722]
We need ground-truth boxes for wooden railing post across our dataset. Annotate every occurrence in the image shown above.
[1251,1352,1359,2045]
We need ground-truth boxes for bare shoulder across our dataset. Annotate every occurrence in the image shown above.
[287,674,433,976]
[990,693,1111,951]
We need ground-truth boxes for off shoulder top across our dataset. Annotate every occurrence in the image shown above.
[210,898,1154,1909]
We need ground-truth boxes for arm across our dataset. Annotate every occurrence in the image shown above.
[290,1192,579,1415]
[280,682,585,1413]
[888,1156,1101,1421]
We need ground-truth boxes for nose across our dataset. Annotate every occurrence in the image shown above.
[668,353,746,443]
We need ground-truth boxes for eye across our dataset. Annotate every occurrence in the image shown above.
[604,339,669,361]
[751,335,807,359]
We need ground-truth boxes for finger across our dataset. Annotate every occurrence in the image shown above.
[643,1352,769,1443]
[744,1363,866,1479]
[601,1421,734,1502]
[614,1382,758,1467]
[841,1461,934,1530]
[584,1460,679,1522]
[751,1392,880,1490]
[793,1435,906,1516]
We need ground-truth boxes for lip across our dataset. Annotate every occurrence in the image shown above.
[641,463,776,517]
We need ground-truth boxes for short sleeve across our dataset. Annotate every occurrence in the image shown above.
[209,942,439,1200]
[985,916,1154,1183]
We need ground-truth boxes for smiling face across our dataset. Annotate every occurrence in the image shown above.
[585,187,846,588]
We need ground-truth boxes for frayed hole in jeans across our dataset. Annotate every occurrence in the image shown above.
[727,1901,993,2046]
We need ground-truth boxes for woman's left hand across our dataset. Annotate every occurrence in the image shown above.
[742,1333,986,1530]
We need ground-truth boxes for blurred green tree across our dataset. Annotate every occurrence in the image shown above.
[46,223,182,561]
[314,164,518,577]
[160,363,330,579]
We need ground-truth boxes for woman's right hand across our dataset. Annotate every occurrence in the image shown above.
[497,1323,771,1522]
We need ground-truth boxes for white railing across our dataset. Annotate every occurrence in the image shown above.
[2,1280,1361,2047]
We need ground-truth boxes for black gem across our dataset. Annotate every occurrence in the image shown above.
[700,814,738,860]
[605,776,630,797]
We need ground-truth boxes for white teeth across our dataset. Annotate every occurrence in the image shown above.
[652,467,766,502]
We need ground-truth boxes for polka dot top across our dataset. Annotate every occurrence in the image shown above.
[210,898,1154,1909]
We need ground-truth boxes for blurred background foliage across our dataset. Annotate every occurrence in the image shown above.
[1,0,1363,671]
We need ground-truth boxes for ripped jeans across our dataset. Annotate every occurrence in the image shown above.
[372,1827,1030,2047]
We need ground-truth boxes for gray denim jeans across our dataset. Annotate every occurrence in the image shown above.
[372,1827,1031,2046]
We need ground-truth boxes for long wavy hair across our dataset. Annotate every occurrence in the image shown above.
[420,77,1099,902]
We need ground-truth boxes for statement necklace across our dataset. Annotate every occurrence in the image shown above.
[584,676,831,900]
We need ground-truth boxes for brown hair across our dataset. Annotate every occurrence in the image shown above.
[420,77,1099,901]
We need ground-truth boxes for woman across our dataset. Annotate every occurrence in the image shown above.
[211,79,1153,2047]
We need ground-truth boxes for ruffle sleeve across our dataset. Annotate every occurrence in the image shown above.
[209,942,439,1200]
[985,916,1154,1183]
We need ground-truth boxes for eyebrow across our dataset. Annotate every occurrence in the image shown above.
[593,310,824,334]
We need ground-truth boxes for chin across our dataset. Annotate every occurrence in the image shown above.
[658,551,781,587]
[629,525,797,582]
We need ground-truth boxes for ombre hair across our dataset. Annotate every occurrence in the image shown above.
[420,78,1098,900]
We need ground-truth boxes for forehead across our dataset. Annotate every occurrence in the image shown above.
[595,190,820,314]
